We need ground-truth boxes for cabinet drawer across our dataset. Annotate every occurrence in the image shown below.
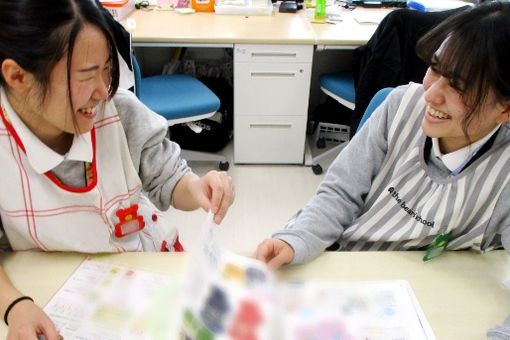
[234,62,311,116]
[235,44,313,63]
[234,115,306,164]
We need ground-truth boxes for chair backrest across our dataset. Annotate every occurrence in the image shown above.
[131,54,142,98]
[351,7,467,135]
[356,87,394,134]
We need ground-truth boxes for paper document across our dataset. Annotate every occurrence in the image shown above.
[44,259,182,339]
[353,10,388,24]
[44,213,435,339]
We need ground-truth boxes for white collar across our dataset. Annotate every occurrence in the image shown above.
[0,87,93,174]
[432,124,501,173]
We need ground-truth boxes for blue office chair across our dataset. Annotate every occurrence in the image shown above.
[311,87,393,175]
[311,71,355,174]
[357,87,393,132]
[132,54,229,170]
[319,71,355,110]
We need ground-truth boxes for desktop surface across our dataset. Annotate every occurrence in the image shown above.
[126,10,317,46]
[0,250,508,339]
[125,7,388,47]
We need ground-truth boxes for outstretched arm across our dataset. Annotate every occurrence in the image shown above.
[262,87,406,266]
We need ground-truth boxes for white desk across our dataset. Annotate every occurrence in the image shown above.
[126,8,387,47]
[124,8,386,164]
[127,10,315,47]
[0,250,509,339]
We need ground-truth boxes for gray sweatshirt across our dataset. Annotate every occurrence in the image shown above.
[273,83,510,338]
[488,314,510,339]
[52,88,192,210]
[274,84,510,263]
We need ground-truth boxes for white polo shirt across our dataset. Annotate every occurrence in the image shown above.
[0,88,93,174]
[432,124,501,175]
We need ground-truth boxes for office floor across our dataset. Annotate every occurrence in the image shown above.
[163,140,337,255]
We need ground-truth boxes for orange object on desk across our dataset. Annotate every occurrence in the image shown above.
[100,0,135,20]
[191,0,215,12]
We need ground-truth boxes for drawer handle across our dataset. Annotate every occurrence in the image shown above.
[249,123,292,128]
[251,52,297,58]
[250,72,296,78]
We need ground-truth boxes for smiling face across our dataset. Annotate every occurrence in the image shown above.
[421,57,510,154]
[17,23,111,146]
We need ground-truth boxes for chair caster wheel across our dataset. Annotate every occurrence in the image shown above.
[219,161,230,171]
[312,164,323,175]
[316,137,326,149]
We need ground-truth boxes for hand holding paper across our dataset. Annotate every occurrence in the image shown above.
[174,171,234,224]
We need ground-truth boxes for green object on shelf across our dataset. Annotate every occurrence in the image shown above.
[314,0,326,21]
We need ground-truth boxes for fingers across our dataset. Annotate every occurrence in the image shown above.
[255,239,274,263]
[255,239,294,270]
[6,300,60,340]
[6,322,59,340]
[194,188,213,213]
[213,172,234,224]
[203,171,234,224]
[267,251,292,271]
[208,172,224,214]
[39,317,60,340]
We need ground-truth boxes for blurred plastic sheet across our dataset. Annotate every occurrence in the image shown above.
[180,212,279,339]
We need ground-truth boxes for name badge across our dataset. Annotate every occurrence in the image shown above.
[423,231,452,262]
[114,204,145,238]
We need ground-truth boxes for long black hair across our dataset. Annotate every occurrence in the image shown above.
[0,0,120,106]
[416,1,510,134]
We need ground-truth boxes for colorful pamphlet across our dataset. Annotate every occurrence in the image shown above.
[44,213,435,339]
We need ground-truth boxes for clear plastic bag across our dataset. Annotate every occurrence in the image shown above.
[178,212,279,339]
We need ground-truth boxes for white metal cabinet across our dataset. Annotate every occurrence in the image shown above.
[234,44,313,164]
[235,115,307,164]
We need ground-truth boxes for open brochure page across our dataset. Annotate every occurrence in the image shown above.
[44,213,435,339]
[279,280,434,339]
[43,259,182,339]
